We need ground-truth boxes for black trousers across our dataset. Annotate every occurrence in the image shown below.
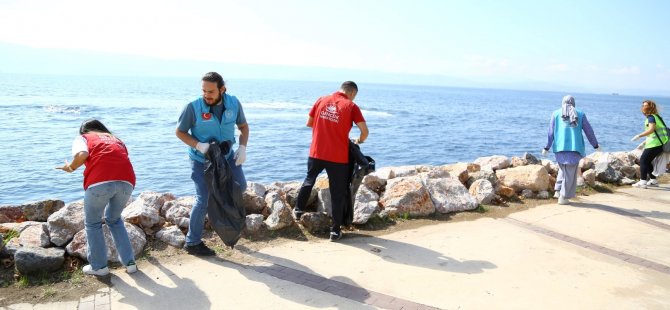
[640,145,664,180]
[295,157,349,233]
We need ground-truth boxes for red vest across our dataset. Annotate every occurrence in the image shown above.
[82,133,136,190]
[308,92,365,163]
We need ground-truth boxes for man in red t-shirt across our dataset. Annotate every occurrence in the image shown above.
[294,81,369,241]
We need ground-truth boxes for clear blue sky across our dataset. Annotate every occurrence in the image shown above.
[0,0,668,94]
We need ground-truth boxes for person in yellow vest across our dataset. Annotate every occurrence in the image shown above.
[631,100,669,188]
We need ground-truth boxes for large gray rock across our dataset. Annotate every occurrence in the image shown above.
[243,182,268,214]
[162,196,194,229]
[47,200,85,247]
[352,185,380,224]
[425,177,477,213]
[0,199,64,223]
[474,155,511,171]
[380,176,435,217]
[263,191,293,231]
[469,179,495,205]
[467,169,498,189]
[523,152,541,165]
[496,165,551,192]
[244,214,265,235]
[440,163,480,185]
[14,247,65,275]
[66,222,146,263]
[361,174,387,192]
[594,161,622,183]
[19,222,50,248]
[583,169,597,187]
[155,226,185,248]
[133,192,176,212]
[300,212,331,233]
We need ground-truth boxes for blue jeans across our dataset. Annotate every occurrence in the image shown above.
[84,181,135,270]
[186,153,247,246]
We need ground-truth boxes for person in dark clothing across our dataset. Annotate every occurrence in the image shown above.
[632,100,668,188]
[293,81,369,241]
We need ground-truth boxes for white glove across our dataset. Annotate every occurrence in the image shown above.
[195,142,210,154]
[234,145,246,166]
[631,135,641,141]
[595,146,602,152]
[541,148,548,156]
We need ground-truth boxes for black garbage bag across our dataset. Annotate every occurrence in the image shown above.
[204,141,246,248]
[344,141,375,226]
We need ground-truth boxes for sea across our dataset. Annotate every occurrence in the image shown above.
[0,73,665,205]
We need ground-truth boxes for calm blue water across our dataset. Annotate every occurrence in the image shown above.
[0,73,665,205]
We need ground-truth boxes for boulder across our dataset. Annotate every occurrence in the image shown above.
[162,196,194,229]
[352,185,380,224]
[14,247,65,275]
[379,176,435,217]
[468,179,495,205]
[583,169,596,187]
[122,195,165,235]
[242,182,268,214]
[496,185,516,198]
[594,161,622,183]
[300,212,331,233]
[155,226,185,248]
[0,199,64,223]
[425,177,478,213]
[496,165,551,192]
[19,222,50,248]
[521,189,535,199]
[66,222,146,263]
[263,191,293,231]
[440,163,480,185]
[244,214,265,235]
[474,155,511,171]
[467,169,498,189]
[47,200,85,247]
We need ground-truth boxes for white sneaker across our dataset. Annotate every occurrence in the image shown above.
[647,179,659,187]
[632,180,647,188]
[83,265,110,276]
[126,261,138,274]
[553,191,560,199]
[558,196,570,205]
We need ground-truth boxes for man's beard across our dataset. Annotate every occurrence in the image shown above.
[205,94,221,106]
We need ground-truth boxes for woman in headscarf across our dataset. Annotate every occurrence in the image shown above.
[542,95,600,204]
[631,100,668,188]
[56,119,138,276]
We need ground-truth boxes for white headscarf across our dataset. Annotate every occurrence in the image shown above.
[561,95,578,126]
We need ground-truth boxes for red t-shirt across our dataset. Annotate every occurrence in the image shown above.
[308,92,365,163]
[82,133,136,190]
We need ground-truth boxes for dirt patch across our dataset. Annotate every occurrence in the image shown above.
[0,180,633,306]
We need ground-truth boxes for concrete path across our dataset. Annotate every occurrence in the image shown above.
[4,185,670,309]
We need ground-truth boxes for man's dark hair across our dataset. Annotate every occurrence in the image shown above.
[202,72,225,89]
[341,81,358,93]
[80,119,112,135]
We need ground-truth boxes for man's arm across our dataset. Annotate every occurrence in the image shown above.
[176,129,199,148]
[306,116,314,128]
[355,121,368,144]
[237,123,249,146]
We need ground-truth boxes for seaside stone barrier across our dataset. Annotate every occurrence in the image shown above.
[4,148,662,275]
[47,201,84,247]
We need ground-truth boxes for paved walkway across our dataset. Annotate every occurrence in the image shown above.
[4,185,670,309]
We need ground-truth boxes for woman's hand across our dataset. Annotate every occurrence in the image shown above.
[56,159,74,173]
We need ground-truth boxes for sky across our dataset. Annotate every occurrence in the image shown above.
[0,0,669,95]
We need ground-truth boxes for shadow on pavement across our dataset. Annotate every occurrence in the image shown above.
[341,233,496,274]
[111,258,211,309]
[572,202,670,221]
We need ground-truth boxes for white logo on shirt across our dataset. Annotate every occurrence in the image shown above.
[320,103,339,123]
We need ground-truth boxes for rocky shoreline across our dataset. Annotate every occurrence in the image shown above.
[0,144,650,276]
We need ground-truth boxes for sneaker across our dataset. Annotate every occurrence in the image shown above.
[183,242,216,256]
[558,196,570,205]
[126,261,138,274]
[329,231,343,242]
[553,191,560,199]
[647,179,659,187]
[632,180,648,188]
[82,265,110,276]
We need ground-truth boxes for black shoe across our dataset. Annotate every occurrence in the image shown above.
[183,242,216,256]
[329,231,342,242]
[293,210,304,220]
